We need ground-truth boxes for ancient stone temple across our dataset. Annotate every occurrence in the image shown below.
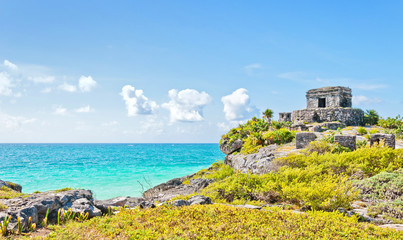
[292,86,364,126]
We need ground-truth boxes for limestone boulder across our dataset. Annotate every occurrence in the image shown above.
[188,195,211,205]
[219,138,243,155]
[224,145,280,174]
[0,189,101,232]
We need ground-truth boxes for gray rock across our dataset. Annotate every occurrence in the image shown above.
[143,174,212,202]
[295,132,317,149]
[0,180,22,192]
[234,204,262,210]
[170,199,190,207]
[224,145,279,174]
[70,198,102,218]
[188,195,211,205]
[189,178,214,191]
[219,138,243,155]
[139,201,155,209]
[347,208,386,223]
[1,189,101,231]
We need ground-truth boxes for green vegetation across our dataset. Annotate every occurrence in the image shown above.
[304,139,351,155]
[262,108,273,123]
[354,169,403,223]
[364,109,380,126]
[193,146,402,212]
[54,187,73,193]
[220,111,296,155]
[357,127,368,135]
[1,215,11,236]
[0,203,8,211]
[0,186,24,199]
[378,115,403,139]
[46,205,402,239]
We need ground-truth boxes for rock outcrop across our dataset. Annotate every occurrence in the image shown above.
[0,189,102,231]
[143,174,214,202]
[0,180,22,192]
[219,138,243,155]
[224,145,280,174]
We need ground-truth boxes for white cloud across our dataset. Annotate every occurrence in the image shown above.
[120,85,158,116]
[162,89,211,122]
[41,87,52,93]
[243,63,263,75]
[0,72,14,96]
[0,112,36,130]
[54,106,68,115]
[79,75,97,92]
[28,76,55,83]
[354,84,388,91]
[3,60,18,71]
[59,82,77,92]
[352,95,382,105]
[221,88,259,121]
[75,105,94,113]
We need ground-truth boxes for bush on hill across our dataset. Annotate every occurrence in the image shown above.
[176,145,403,212]
[47,204,403,239]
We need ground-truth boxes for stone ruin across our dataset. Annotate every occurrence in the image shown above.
[291,86,364,126]
[370,133,395,149]
[295,132,317,149]
[334,135,356,151]
[279,112,292,122]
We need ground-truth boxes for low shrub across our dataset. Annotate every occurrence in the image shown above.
[200,146,402,211]
[357,139,368,149]
[368,200,403,223]
[47,205,403,239]
[263,128,296,145]
[0,186,24,199]
[357,127,368,135]
[353,169,402,202]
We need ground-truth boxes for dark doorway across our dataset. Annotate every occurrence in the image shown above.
[318,98,326,108]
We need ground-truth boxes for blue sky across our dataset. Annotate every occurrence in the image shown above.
[0,1,402,143]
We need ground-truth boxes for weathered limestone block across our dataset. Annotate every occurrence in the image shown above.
[296,132,317,149]
[334,134,356,151]
[370,133,395,149]
[219,138,243,155]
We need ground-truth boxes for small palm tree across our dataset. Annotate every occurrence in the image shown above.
[262,108,274,124]
[364,109,379,126]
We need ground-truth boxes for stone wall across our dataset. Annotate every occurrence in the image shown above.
[279,112,292,122]
[295,132,317,149]
[370,133,395,149]
[334,134,356,151]
[292,108,364,126]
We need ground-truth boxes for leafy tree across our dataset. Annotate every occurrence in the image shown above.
[262,109,274,124]
[364,109,379,126]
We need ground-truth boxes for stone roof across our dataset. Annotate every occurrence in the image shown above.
[307,86,351,94]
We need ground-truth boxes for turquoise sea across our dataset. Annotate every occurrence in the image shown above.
[0,144,224,200]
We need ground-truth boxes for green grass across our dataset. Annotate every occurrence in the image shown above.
[46,205,403,239]
[54,187,73,193]
[0,186,24,199]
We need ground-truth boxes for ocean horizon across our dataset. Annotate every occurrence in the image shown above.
[0,143,225,200]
